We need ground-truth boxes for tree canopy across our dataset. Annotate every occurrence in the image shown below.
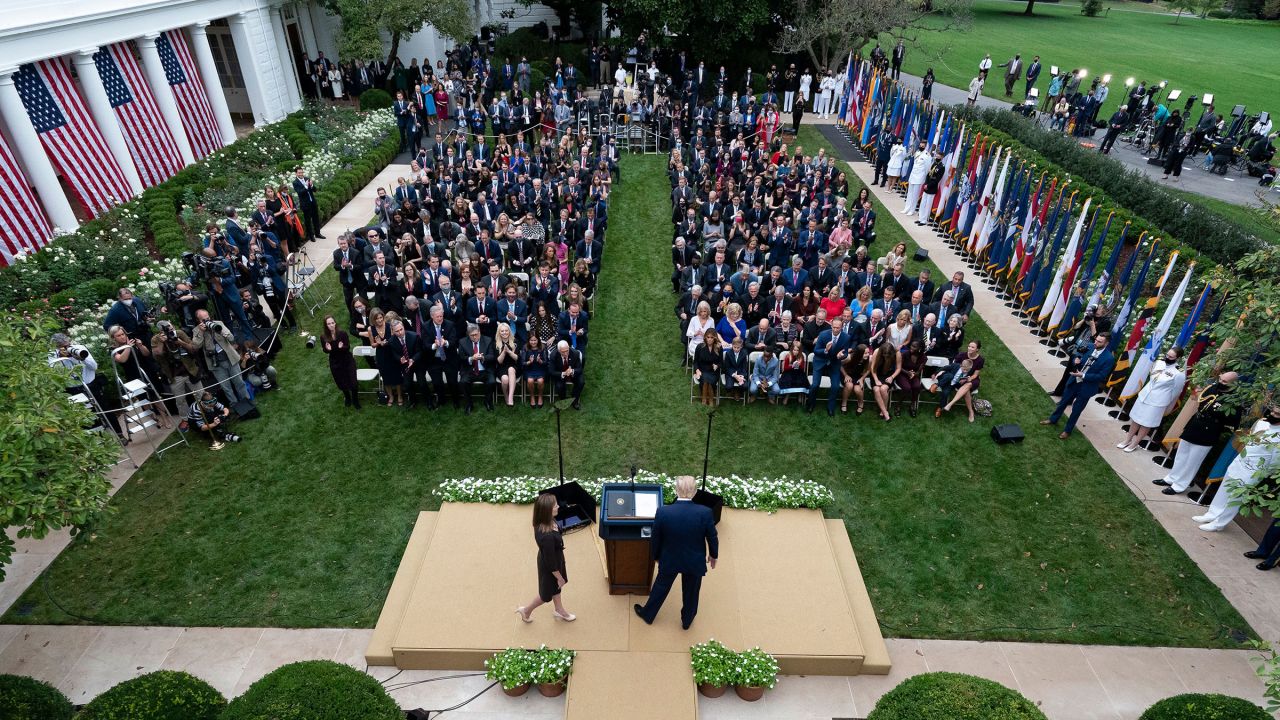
[775,0,972,73]
[605,0,778,64]
[323,0,475,66]
[0,314,117,581]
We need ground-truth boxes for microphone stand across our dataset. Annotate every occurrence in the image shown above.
[702,408,715,490]
[555,401,565,486]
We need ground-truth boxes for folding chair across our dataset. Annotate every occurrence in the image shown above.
[352,345,382,396]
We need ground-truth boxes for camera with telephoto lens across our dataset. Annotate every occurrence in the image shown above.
[306,335,317,349]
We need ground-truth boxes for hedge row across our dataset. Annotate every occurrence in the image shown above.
[961,107,1265,265]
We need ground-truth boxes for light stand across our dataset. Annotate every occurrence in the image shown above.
[692,407,725,524]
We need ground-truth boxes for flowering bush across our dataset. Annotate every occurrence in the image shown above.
[434,470,834,511]
[485,646,575,689]
[734,647,780,689]
[690,640,737,688]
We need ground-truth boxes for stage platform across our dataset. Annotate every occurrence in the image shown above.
[367,502,889,718]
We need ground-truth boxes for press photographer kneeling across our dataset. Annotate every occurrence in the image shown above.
[187,389,242,451]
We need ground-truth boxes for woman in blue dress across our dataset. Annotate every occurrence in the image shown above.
[521,334,548,408]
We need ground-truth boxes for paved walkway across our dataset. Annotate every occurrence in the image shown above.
[1,156,1274,719]
[887,71,1269,208]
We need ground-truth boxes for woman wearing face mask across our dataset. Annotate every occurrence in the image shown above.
[1118,347,1186,452]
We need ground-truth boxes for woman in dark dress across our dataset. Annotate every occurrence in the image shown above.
[516,493,576,622]
[321,315,360,408]
[521,335,548,408]
[694,329,722,407]
[369,310,400,406]
[896,340,926,417]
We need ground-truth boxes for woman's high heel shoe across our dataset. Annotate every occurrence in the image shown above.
[553,611,576,622]
[515,607,532,623]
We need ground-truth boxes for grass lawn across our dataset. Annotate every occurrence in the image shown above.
[883,0,1280,117]
[1167,188,1280,243]
[3,127,1253,648]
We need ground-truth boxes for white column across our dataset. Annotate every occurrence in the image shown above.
[188,22,238,145]
[137,33,197,164]
[0,68,79,231]
[228,12,275,126]
[71,49,144,195]
[267,5,302,112]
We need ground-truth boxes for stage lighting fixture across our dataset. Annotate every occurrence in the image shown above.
[1203,93,1214,105]
[1125,77,1135,87]
[1102,73,1112,83]
[1167,89,1181,101]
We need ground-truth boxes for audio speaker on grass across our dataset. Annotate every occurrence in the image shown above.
[991,423,1025,444]
[913,248,930,262]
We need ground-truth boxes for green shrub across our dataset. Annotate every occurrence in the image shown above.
[1081,0,1103,15]
[1138,693,1269,720]
[0,674,73,720]
[360,89,393,111]
[220,660,400,720]
[867,672,1047,720]
[77,670,223,720]
[496,27,551,65]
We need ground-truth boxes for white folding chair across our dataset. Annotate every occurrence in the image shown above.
[352,345,382,395]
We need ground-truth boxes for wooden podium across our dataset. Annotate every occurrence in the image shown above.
[598,483,662,595]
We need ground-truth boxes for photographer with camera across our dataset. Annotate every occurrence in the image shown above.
[160,280,208,333]
[187,389,241,451]
[192,309,252,408]
[49,333,121,437]
[150,320,203,419]
[247,241,298,332]
[108,324,171,429]
[242,339,278,392]
[198,245,255,343]
[102,287,155,345]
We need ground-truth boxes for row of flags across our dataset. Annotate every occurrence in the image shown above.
[1,28,224,265]
[834,52,1218,418]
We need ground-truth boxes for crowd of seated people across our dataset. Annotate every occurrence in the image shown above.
[668,133,987,421]
[327,123,618,412]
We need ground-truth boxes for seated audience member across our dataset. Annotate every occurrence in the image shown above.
[550,340,585,409]
[722,336,750,399]
[459,322,496,414]
[778,339,809,404]
[521,335,549,408]
[866,339,901,422]
[750,346,781,404]
[717,303,747,345]
[896,340,927,417]
[693,329,723,407]
[840,343,871,415]
[938,340,984,422]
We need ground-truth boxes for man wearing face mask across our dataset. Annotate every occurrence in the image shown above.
[102,288,154,345]
[1194,405,1280,532]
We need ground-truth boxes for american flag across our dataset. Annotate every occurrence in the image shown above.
[157,29,223,158]
[14,59,133,216]
[0,132,52,265]
[97,43,185,187]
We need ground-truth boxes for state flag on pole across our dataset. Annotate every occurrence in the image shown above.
[1118,264,1194,402]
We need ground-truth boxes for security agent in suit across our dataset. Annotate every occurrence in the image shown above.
[807,317,853,416]
[1041,332,1115,438]
[634,476,719,630]
[292,167,323,241]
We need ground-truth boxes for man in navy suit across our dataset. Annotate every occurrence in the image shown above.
[806,317,851,416]
[635,476,720,630]
[1041,332,1115,439]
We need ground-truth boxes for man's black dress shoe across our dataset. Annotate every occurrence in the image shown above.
[633,604,652,624]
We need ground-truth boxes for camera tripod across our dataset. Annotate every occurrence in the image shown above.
[288,246,330,316]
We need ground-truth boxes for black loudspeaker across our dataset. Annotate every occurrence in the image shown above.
[540,482,597,532]
[692,489,724,525]
[913,248,930,262]
[232,400,261,420]
[991,423,1025,444]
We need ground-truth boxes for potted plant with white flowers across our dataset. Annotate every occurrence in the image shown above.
[690,639,736,698]
[733,647,779,701]
[531,645,576,697]
[484,648,536,696]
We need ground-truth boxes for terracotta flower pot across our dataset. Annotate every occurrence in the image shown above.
[735,684,766,702]
[503,682,531,697]
[537,680,567,697]
[698,682,729,698]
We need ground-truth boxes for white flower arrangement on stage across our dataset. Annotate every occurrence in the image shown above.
[434,470,834,511]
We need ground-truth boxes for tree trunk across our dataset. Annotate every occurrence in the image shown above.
[1024,0,1036,14]
[386,31,402,70]
[1173,9,1182,23]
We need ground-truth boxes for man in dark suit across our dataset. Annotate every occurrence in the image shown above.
[458,323,496,413]
[549,340,584,409]
[871,287,900,319]
[634,476,719,630]
[806,317,852,416]
[387,319,428,408]
[881,262,910,300]
[332,234,366,309]
[855,308,888,348]
[575,231,603,275]
[910,269,935,305]
[1041,332,1115,439]
[432,276,465,328]
[671,237,698,293]
[902,290,929,325]
[853,199,877,246]
[496,285,528,343]
[808,256,836,296]
[558,301,590,352]
[467,285,498,338]
[933,271,974,318]
[292,167,323,241]
[424,305,461,409]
